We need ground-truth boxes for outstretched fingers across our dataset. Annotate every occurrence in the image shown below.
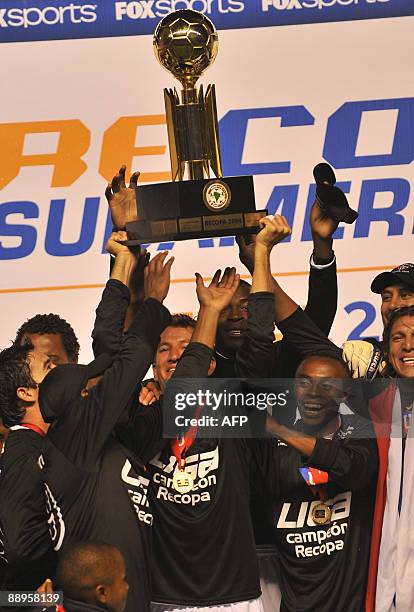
[105,184,113,204]
[118,165,127,189]
[129,171,140,189]
[209,269,222,288]
[195,271,206,290]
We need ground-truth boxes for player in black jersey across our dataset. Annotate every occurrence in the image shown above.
[36,238,173,612]
[250,354,378,612]
[0,314,79,593]
[0,341,64,591]
[241,216,378,611]
[90,236,263,609]
[145,267,266,612]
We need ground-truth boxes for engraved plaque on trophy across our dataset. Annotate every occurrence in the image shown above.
[126,9,267,244]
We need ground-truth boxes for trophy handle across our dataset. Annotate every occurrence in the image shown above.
[204,84,223,179]
[164,88,181,181]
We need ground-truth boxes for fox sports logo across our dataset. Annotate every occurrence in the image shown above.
[0,4,97,28]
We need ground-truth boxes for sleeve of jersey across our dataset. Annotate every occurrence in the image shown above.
[0,458,54,570]
[92,279,130,358]
[277,306,342,363]
[307,436,378,490]
[173,342,214,378]
[82,299,171,462]
[305,256,337,336]
[235,292,276,378]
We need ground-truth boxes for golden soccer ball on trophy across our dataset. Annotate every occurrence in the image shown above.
[153,9,218,86]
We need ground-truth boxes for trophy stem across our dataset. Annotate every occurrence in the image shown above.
[181,86,198,105]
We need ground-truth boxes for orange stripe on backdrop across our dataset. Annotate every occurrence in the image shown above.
[0,264,396,294]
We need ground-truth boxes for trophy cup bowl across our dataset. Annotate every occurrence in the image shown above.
[125,9,267,245]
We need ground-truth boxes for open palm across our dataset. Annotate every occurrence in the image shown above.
[195,267,240,312]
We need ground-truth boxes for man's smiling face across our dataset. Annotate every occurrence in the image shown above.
[294,356,348,433]
[388,315,414,378]
[216,283,250,355]
[153,326,194,392]
[381,284,414,326]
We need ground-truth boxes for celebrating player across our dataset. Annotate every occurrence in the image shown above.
[365,305,414,611]
[343,264,414,379]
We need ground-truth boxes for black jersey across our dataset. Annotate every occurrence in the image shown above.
[40,434,154,612]
[0,427,55,590]
[39,296,171,612]
[250,414,378,612]
[117,342,261,606]
[148,437,260,606]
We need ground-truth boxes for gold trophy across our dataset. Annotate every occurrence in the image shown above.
[126,9,267,244]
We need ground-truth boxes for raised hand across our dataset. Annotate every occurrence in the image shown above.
[105,230,133,257]
[195,267,240,313]
[144,252,174,303]
[105,165,140,230]
[255,214,291,250]
[309,200,339,241]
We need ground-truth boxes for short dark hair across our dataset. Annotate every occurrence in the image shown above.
[382,305,414,375]
[14,314,80,363]
[56,541,123,600]
[0,343,37,427]
[169,314,197,330]
[296,353,351,379]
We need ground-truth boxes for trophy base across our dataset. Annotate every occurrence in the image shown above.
[124,210,267,245]
[124,175,266,245]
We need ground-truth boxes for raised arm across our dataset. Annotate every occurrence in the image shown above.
[305,200,338,335]
[237,200,338,334]
[235,216,290,378]
[93,231,139,357]
[172,268,241,380]
[237,216,298,323]
[46,251,173,465]
[265,414,378,490]
[237,216,341,378]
